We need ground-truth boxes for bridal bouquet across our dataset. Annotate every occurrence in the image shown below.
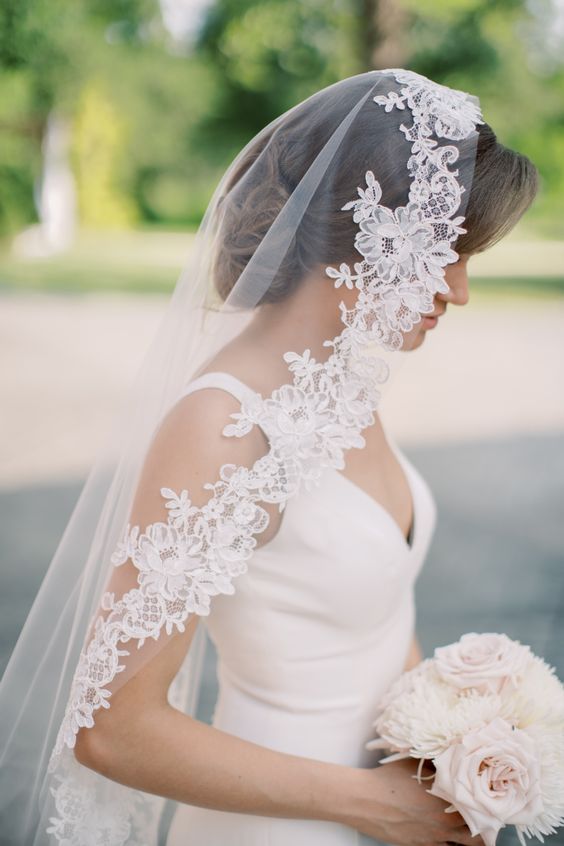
[365,633,564,846]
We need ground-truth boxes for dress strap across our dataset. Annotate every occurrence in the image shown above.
[178,371,259,406]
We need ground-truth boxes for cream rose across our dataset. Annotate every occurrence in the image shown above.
[434,632,531,695]
[428,716,544,846]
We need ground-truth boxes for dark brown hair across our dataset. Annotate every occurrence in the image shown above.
[212,79,538,305]
[456,123,538,255]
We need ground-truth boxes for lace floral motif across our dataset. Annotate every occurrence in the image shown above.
[48,348,387,766]
[46,755,156,846]
[327,69,483,350]
[47,69,483,845]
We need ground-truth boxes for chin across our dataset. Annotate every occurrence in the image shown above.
[403,328,426,351]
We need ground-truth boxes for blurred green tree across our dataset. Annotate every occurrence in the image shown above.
[73,80,137,227]
[400,0,564,235]
[0,0,198,232]
[0,0,563,236]
[193,0,370,158]
[192,0,564,235]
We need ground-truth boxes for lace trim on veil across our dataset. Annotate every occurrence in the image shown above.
[46,69,483,846]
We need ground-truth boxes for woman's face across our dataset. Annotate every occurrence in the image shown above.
[401,253,472,351]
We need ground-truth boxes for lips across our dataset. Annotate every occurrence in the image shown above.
[427,305,447,318]
[422,314,439,329]
[422,307,445,327]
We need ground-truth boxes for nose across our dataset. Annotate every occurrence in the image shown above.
[437,258,470,307]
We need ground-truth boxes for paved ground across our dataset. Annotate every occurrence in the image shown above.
[2,440,561,686]
[1,433,562,845]
[1,290,563,487]
[1,290,563,845]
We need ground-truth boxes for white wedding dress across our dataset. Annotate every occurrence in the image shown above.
[166,371,437,846]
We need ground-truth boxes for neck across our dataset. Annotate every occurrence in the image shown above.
[243,267,350,363]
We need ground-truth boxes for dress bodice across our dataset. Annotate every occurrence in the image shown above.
[177,371,437,769]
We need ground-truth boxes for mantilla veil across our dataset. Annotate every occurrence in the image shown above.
[0,69,536,845]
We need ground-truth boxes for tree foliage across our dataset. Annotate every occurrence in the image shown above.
[0,0,562,236]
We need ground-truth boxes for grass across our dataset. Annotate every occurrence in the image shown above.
[468,276,564,299]
[0,256,177,294]
[0,228,194,295]
[1,227,563,299]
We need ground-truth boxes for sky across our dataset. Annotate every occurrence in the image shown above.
[159,0,214,43]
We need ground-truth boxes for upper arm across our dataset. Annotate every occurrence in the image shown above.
[134,389,267,510]
[73,388,279,763]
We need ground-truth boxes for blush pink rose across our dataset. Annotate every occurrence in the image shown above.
[434,632,531,695]
[428,716,544,846]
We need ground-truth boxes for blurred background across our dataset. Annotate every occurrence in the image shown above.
[1,2,563,842]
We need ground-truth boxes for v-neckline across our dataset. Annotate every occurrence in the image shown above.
[182,370,417,551]
[330,451,416,553]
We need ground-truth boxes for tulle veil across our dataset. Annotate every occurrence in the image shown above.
[0,68,489,845]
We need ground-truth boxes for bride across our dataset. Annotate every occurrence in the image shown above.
[0,69,537,846]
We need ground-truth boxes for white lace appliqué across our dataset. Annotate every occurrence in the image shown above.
[46,69,483,845]
[328,69,483,350]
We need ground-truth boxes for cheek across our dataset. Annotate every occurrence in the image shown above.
[401,320,426,351]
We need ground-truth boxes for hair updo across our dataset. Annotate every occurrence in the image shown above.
[212,75,538,306]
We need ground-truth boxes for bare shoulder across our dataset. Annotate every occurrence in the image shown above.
[129,385,271,525]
